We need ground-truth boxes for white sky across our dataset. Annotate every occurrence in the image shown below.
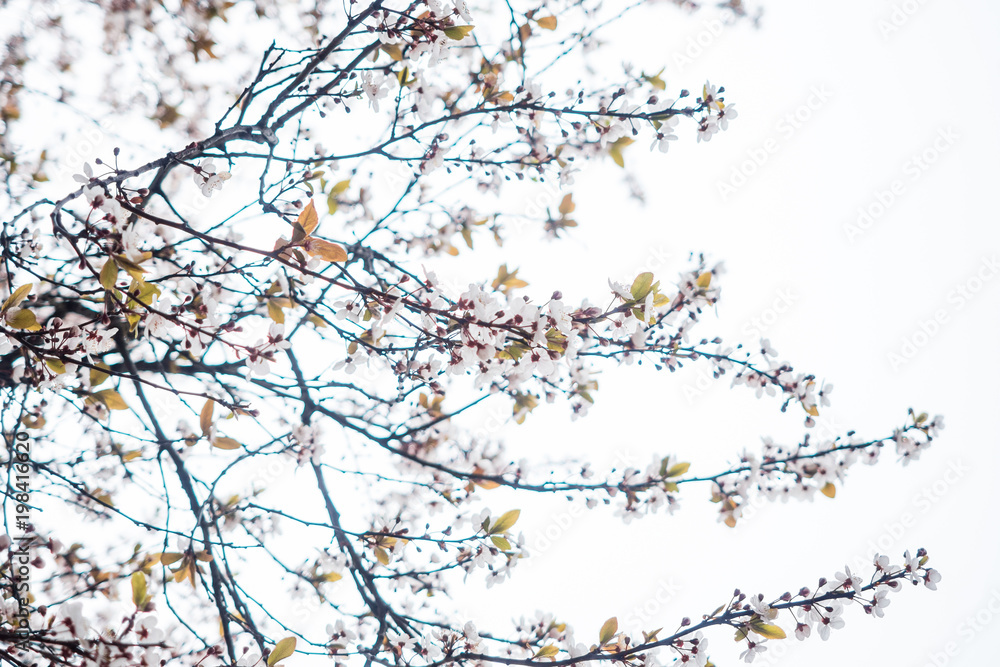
[6,0,998,665]
[437,2,1000,666]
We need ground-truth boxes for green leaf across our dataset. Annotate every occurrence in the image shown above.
[488,509,520,535]
[599,617,618,645]
[630,272,654,301]
[268,637,297,666]
[443,25,475,40]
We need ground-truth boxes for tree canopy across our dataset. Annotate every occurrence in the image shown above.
[0,1,942,666]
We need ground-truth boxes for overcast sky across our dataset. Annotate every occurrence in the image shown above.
[6,0,998,665]
[437,2,1000,666]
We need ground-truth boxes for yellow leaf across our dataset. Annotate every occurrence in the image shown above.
[599,617,618,645]
[643,69,666,91]
[820,482,836,499]
[665,462,690,478]
[6,309,40,330]
[100,259,118,290]
[443,25,475,40]
[381,44,403,61]
[492,264,529,293]
[128,279,161,308]
[374,546,390,565]
[45,358,67,375]
[804,403,820,417]
[157,552,184,566]
[609,137,633,168]
[558,193,575,215]
[630,272,654,300]
[696,272,712,289]
[267,299,285,324]
[536,15,557,30]
[200,400,214,437]
[535,645,559,659]
[306,314,328,328]
[305,238,348,263]
[331,179,351,196]
[489,509,520,534]
[268,637,297,666]
[94,389,129,410]
[20,415,45,429]
[2,284,33,313]
[490,535,512,551]
[295,200,319,236]
[749,621,787,640]
[212,437,242,450]
[322,571,343,582]
[113,254,148,282]
[131,571,147,608]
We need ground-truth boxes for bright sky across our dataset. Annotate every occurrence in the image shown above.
[438,2,1000,666]
[5,1,998,665]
